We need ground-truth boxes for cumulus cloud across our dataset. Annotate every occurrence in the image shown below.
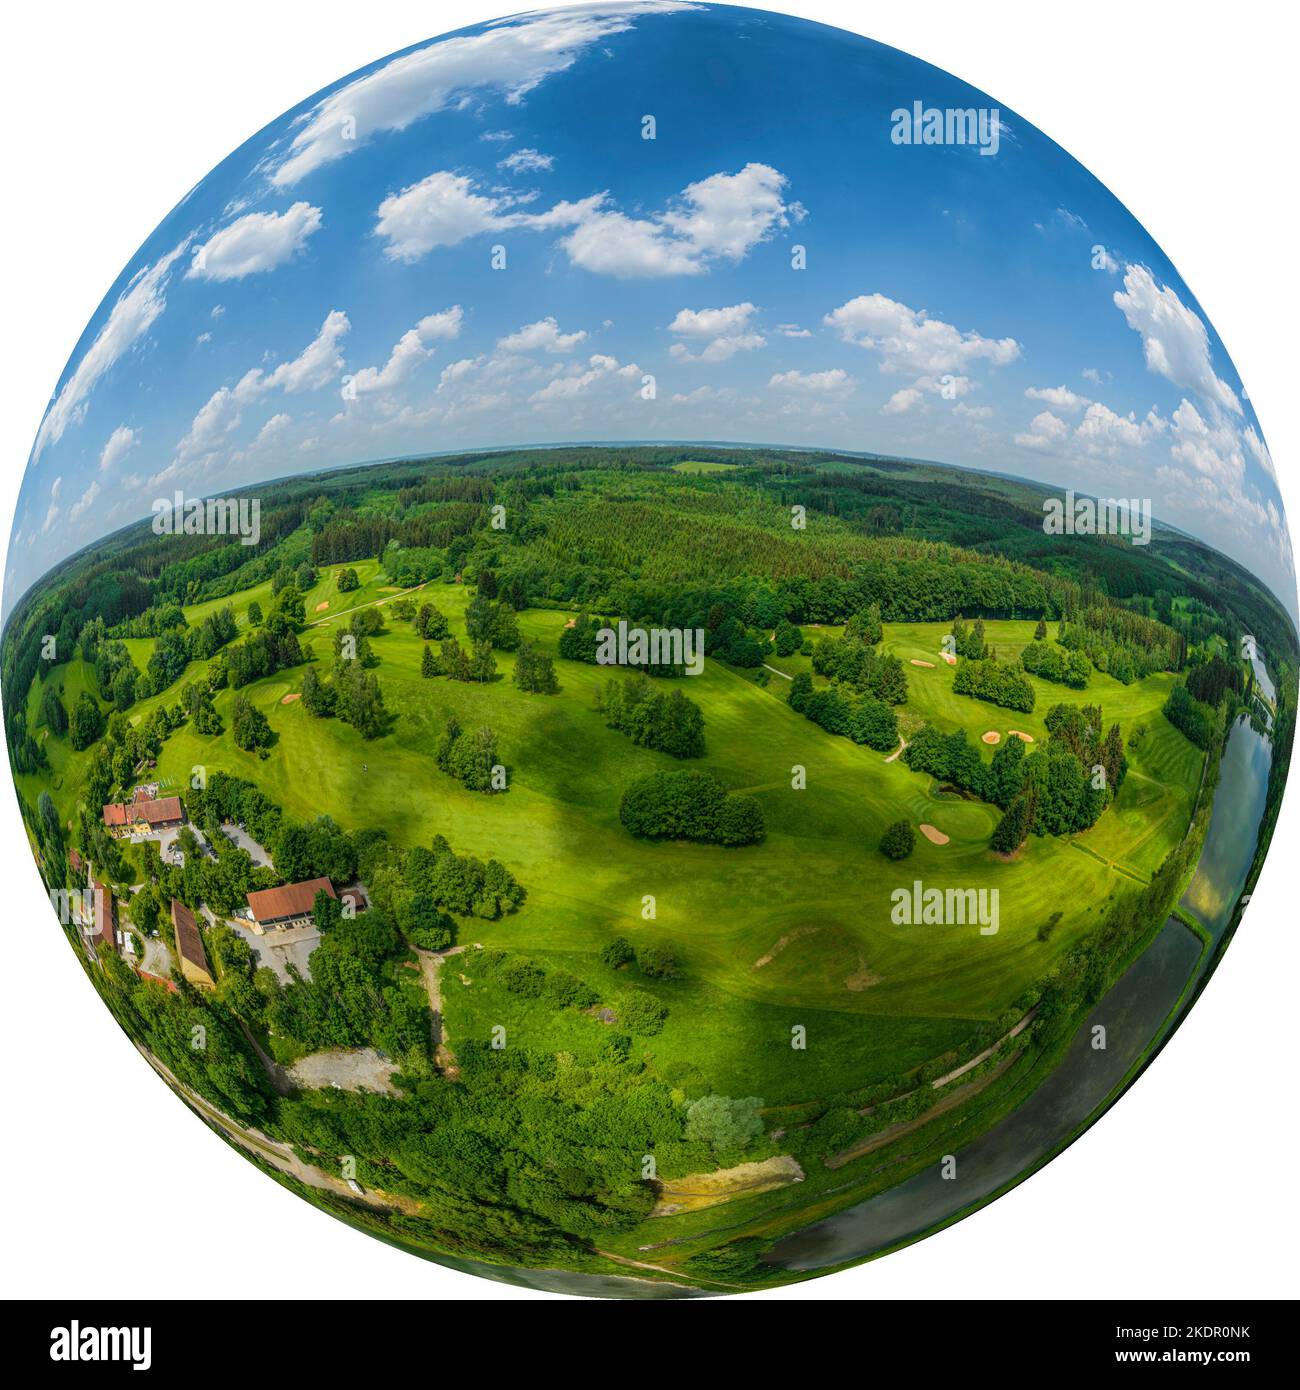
[1025,384,1088,411]
[1113,265,1240,415]
[188,202,322,281]
[824,293,1019,376]
[168,311,350,477]
[883,387,923,415]
[67,481,102,525]
[668,302,765,362]
[529,353,640,404]
[34,240,187,460]
[374,162,799,277]
[1014,410,1069,449]
[499,148,554,173]
[497,316,587,353]
[347,307,464,397]
[376,171,515,261]
[770,368,853,397]
[1074,401,1163,457]
[99,424,138,471]
[266,5,691,186]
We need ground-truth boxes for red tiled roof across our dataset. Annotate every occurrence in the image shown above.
[102,796,184,828]
[246,877,335,925]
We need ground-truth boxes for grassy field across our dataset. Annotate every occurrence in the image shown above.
[22,574,1203,1108]
[670,460,741,474]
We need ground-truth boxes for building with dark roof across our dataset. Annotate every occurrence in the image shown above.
[93,880,117,955]
[171,900,214,989]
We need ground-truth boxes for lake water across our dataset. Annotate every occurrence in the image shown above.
[764,714,1273,1274]
[1179,714,1271,940]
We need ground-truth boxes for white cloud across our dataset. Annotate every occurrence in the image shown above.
[955,402,992,421]
[99,424,138,471]
[659,163,801,262]
[1074,401,1161,457]
[499,148,554,173]
[824,293,1019,376]
[1025,384,1088,411]
[376,170,513,261]
[68,480,102,524]
[775,324,811,338]
[347,307,464,398]
[349,329,430,396]
[497,316,587,354]
[34,240,186,459]
[375,162,799,277]
[668,302,765,362]
[770,368,854,397]
[243,309,350,396]
[529,353,639,404]
[1113,264,1240,414]
[883,387,923,415]
[267,5,691,186]
[253,413,291,446]
[1167,398,1246,489]
[417,305,464,341]
[559,163,798,277]
[188,202,322,281]
[168,311,350,476]
[41,477,63,534]
[1243,423,1277,483]
[668,303,755,339]
[1015,410,1069,449]
[439,356,483,389]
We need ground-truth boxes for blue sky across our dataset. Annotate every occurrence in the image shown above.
[7,1,1292,617]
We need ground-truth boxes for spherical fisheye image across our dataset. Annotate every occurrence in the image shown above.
[2,2,1294,1299]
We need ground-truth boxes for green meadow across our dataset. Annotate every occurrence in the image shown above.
[24,568,1202,1106]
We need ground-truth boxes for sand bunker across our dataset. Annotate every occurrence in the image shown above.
[1009,730,1035,743]
[281,692,301,705]
[845,959,882,991]
[919,823,950,845]
[910,658,935,668]
[314,601,329,612]
[981,730,1001,745]
[753,925,818,969]
[939,651,957,665]
[563,617,577,629]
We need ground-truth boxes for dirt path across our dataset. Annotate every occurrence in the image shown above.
[884,735,908,763]
[761,663,792,680]
[826,1052,1023,1170]
[593,1248,748,1293]
[928,1008,1037,1089]
[418,944,470,1074]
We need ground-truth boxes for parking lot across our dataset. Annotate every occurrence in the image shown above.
[223,916,320,983]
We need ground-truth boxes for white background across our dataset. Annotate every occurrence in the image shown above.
[1,0,1296,1302]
